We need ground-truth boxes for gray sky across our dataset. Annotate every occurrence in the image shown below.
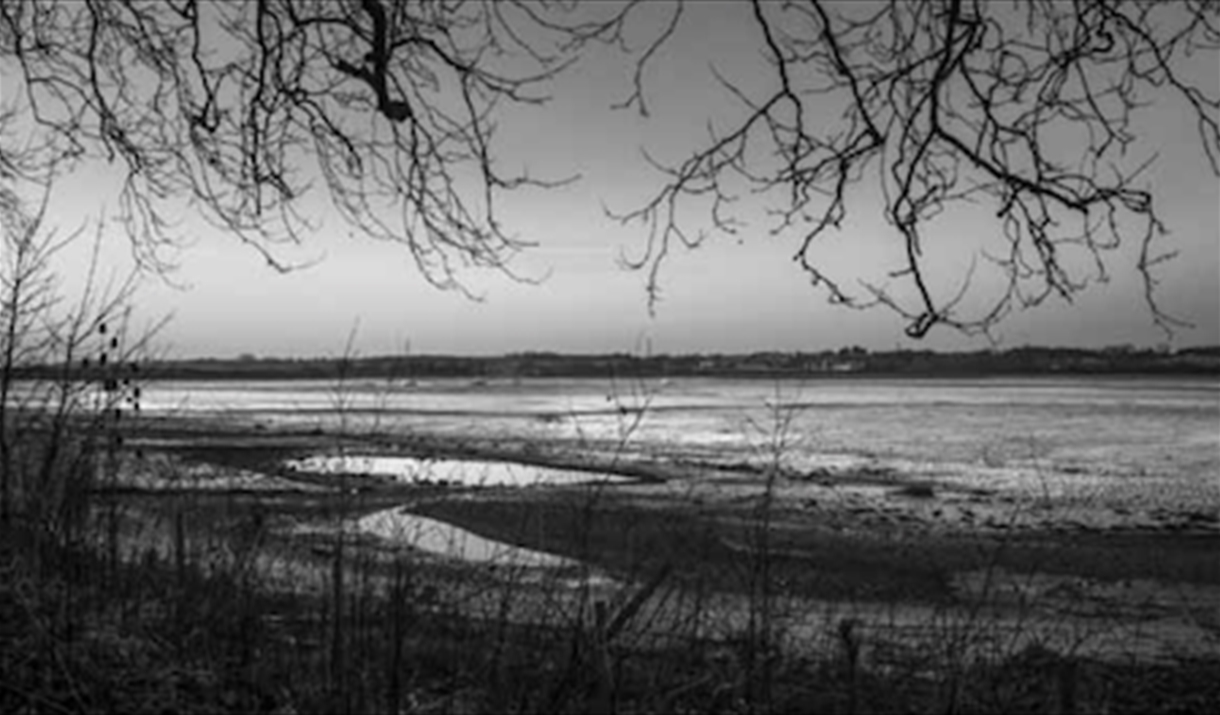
[25,2,1220,358]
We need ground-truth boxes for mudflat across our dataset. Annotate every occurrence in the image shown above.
[69,375,1219,711]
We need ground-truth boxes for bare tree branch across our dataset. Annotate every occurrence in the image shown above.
[2,0,1215,338]
[613,0,1219,338]
[0,0,639,288]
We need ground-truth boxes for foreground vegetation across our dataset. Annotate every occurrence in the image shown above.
[2,411,1218,714]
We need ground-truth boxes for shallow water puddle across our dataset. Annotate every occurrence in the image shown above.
[357,508,578,569]
[286,454,628,487]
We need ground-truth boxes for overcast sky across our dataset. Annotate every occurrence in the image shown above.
[20,2,1220,359]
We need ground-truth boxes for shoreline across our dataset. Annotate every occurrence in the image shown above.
[10,409,1215,712]
[87,417,1219,659]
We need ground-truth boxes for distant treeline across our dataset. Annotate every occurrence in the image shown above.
[21,345,1220,381]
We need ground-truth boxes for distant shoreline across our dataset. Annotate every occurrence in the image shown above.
[21,345,1220,381]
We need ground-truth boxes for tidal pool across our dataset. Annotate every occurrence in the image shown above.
[357,508,577,569]
[286,454,628,488]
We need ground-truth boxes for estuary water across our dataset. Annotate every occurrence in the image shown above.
[123,375,1220,666]
[141,375,1219,510]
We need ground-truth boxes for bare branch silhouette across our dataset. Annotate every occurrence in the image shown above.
[2,1,1216,336]
[611,0,1219,338]
[0,0,650,288]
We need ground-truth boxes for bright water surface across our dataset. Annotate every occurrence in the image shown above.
[357,508,578,569]
[134,376,1220,663]
[143,376,1219,506]
[285,454,628,487]
[145,373,1220,473]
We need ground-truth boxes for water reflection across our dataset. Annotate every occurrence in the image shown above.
[286,454,626,487]
[357,508,576,569]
